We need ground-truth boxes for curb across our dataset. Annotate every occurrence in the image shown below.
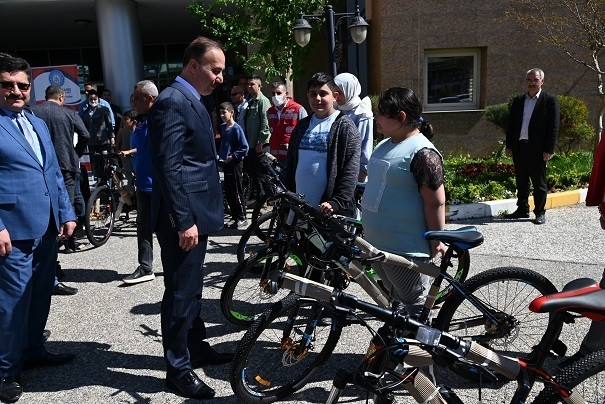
[446,188,588,221]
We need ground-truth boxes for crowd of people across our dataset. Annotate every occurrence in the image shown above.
[0,37,574,403]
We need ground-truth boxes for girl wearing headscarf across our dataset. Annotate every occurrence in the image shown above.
[334,73,374,181]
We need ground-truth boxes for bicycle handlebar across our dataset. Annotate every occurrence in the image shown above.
[277,272,521,381]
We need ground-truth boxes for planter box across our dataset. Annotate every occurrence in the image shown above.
[446,189,588,220]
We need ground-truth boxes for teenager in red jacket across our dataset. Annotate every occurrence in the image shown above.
[267,81,307,171]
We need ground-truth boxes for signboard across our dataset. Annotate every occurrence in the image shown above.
[31,64,80,110]
[31,64,92,179]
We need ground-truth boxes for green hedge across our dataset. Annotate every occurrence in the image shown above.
[444,151,592,205]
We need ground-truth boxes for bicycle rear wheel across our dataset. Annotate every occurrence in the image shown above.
[85,185,115,247]
[230,294,342,403]
[532,349,605,403]
[221,246,306,327]
[433,266,557,380]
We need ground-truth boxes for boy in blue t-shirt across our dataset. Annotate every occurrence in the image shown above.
[218,102,249,229]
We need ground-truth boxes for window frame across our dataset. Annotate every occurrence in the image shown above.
[424,48,480,111]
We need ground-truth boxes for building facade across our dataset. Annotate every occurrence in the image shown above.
[1,0,597,157]
[367,0,599,156]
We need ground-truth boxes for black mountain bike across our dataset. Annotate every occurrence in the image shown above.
[227,191,557,402]
[85,151,136,247]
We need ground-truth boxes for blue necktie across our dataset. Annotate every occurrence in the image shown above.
[15,112,43,165]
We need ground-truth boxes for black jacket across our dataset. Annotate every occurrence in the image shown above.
[285,112,360,216]
[31,101,90,173]
[506,91,559,156]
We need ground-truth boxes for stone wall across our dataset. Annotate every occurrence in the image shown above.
[427,111,504,158]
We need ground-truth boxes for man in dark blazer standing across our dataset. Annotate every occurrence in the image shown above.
[148,37,231,400]
[505,68,560,225]
[0,53,77,403]
[32,85,89,259]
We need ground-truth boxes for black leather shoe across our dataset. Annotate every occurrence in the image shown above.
[503,209,530,219]
[165,370,215,400]
[53,282,78,296]
[22,352,76,370]
[0,376,22,403]
[191,348,234,367]
[42,329,51,341]
[534,213,546,225]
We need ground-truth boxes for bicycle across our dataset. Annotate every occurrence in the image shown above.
[229,270,603,403]
[235,173,471,300]
[84,151,136,247]
[227,192,557,402]
[223,190,473,327]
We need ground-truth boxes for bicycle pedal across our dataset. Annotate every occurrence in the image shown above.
[551,339,568,357]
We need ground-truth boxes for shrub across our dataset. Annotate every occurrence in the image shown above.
[557,96,595,155]
[443,151,592,205]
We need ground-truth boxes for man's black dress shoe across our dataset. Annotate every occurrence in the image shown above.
[534,213,546,225]
[53,282,78,296]
[503,209,530,219]
[0,376,22,403]
[22,352,75,370]
[191,348,234,367]
[165,370,215,400]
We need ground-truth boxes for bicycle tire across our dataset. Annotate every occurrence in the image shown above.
[433,266,557,380]
[434,246,471,305]
[237,211,279,263]
[221,246,306,327]
[85,185,116,247]
[230,294,342,403]
[532,349,605,403]
[243,172,255,207]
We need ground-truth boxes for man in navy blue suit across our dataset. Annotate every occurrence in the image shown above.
[0,53,77,403]
[148,37,232,400]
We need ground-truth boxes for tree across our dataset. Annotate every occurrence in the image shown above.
[187,0,326,80]
[507,0,605,143]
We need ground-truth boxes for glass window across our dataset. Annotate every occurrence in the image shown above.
[424,49,480,110]
[49,49,82,67]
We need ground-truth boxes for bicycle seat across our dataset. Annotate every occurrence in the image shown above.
[423,226,483,250]
[529,278,605,320]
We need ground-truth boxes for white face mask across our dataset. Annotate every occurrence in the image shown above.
[272,95,285,106]
[89,100,99,108]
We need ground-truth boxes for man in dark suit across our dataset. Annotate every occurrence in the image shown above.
[32,84,89,295]
[505,68,560,225]
[148,37,231,400]
[0,53,77,403]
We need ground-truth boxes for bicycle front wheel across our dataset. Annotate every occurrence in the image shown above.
[532,349,605,403]
[85,185,115,247]
[433,266,557,379]
[237,210,280,263]
[230,294,342,403]
[221,246,306,327]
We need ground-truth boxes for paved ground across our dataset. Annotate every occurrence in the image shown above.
[15,203,605,403]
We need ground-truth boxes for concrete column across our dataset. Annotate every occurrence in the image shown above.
[95,0,144,112]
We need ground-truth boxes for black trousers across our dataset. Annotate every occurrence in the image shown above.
[243,151,273,199]
[155,204,209,379]
[224,160,246,221]
[512,143,548,214]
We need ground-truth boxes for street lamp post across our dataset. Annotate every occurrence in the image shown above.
[293,4,369,77]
